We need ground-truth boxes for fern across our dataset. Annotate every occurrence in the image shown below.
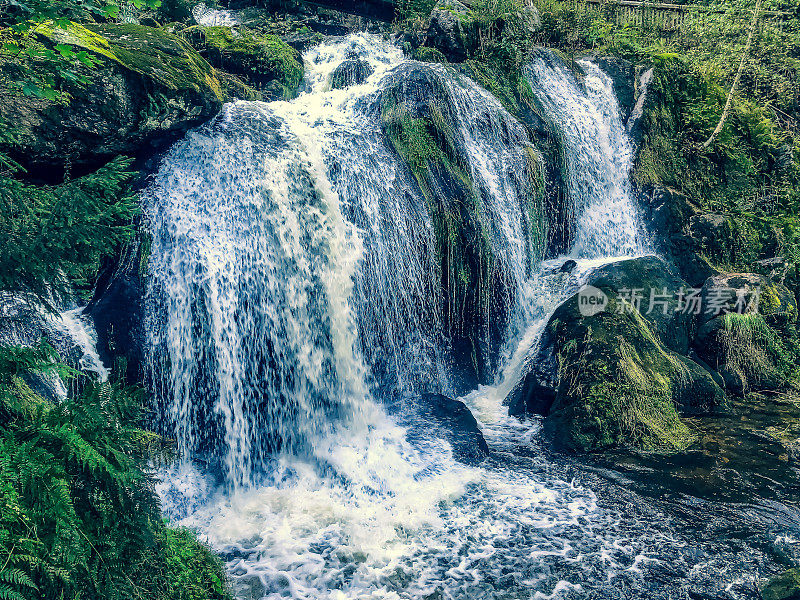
[0,363,232,600]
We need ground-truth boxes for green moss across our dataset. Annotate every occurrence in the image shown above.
[189,26,303,99]
[37,21,224,100]
[717,312,797,392]
[546,299,717,452]
[413,46,448,64]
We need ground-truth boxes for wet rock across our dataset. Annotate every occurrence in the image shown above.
[329,58,373,88]
[586,255,698,354]
[559,259,577,273]
[188,26,303,99]
[639,186,717,288]
[536,290,723,452]
[508,256,721,420]
[86,241,147,383]
[761,568,800,600]
[0,293,92,401]
[380,62,543,391]
[0,23,223,176]
[398,393,489,465]
[508,257,727,452]
[424,0,476,63]
[699,273,797,328]
[594,56,635,121]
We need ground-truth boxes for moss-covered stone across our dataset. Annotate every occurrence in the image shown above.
[216,69,263,101]
[188,25,303,100]
[761,568,800,600]
[588,255,698,355]
[542,295,723,452]
[508,256,726,451]
[0,22,223,174]
[695,312,797,394]
[380,62,546,390]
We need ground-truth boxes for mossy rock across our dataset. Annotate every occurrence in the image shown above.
[761,568,800,600]
[0,22,223,174]
[694,312,797,395]
[216,70,263,101]
[423,0,477,63]
[188,26,303,100]
[699,273,798,328]
[588,255,698,355]
[379,62,546,391]
[542,295,724,452]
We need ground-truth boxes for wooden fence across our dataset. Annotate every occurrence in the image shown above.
[560,0,793,31]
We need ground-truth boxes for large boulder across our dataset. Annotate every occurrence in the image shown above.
[399,393,490,465]
[587,255,698,354]
[509,255,701,417]
[380,62,545,392]
[423,0,476,63]
[761,568,800,600]
[539,294,724,452]
[387,393,489,465]
[507,256,726,451]
[330,58,373,89]
[187,26,304,100]
[0,22,224,176]
[699,273,797,327]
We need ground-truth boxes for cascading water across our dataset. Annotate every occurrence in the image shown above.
[525,51,649,260]
[147,34,675,599]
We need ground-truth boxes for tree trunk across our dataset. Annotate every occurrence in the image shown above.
[700,0,763,151]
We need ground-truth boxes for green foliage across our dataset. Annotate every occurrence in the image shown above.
[0,0,163,99]
[396,0,438,22]
[0,357,231,600]
[717,312,798,391]
[0,149,138,301]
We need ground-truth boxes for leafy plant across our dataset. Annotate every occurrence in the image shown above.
[0,354,232,600]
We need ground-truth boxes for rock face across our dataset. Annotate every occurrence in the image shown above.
[85,243,147,383]
[189,26,304,100]
[424,0,476,63]
[330,58,373,89]
[639,186,719,287]
[508,256,726,452]
[399,393,490,465]
[594,56,635,120]
[0,23,224,176]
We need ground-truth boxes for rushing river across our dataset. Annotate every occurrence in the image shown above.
[138,33,778,600]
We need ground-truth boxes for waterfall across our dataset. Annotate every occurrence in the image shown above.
[526,51,649,259]
[146,33,663,600]
[145,34,544,486]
